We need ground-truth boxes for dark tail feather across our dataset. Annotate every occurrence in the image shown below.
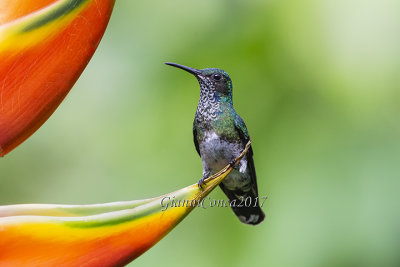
[219,184,265,225]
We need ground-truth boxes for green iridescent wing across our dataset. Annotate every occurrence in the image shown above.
[234,114,259,195]
[234,114,250,141]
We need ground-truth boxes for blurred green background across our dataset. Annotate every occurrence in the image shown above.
[1,0,400,266]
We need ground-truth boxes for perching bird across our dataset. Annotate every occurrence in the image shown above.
[165,63,265,225]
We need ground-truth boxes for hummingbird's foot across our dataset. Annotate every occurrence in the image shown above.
[229,159,238,169]
[197,171,210,189]
[197,177,206,189]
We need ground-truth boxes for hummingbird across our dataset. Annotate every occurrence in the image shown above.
[165,62,265,225]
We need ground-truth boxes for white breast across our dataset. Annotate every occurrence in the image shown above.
[200,131,251,191]
[200,131,242,170]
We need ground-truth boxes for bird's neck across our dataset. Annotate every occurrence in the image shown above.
[195,89,233,123]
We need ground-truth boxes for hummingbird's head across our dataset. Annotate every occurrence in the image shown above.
[165,63,233,97]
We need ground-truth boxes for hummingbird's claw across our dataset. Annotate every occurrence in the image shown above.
[197,177,206,190]
[197,171,210,190]
[229,159,238,169]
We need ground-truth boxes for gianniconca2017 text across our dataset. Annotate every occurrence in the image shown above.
[160,196,267,211]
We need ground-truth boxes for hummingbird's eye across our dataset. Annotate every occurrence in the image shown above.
[213,74,222,81]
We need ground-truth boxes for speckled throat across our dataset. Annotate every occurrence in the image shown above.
[195,78,220,123]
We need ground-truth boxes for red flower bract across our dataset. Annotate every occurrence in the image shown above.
[0,0,115,156]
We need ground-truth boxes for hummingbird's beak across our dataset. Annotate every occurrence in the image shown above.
[165,62,201,76]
